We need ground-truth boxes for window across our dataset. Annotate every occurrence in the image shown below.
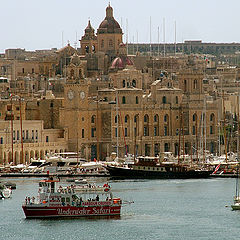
[132,79,136,87]
[192,126,196,135]
[115,115,118,123]
[26,130,29,139]
[17,130,20,140]
[164,115,168,122]
[23,130,25,140]
[194,79,197,89]
[136,96,139,104]
[125,116,128,123]
[123,80,126,87]
[91,128,96,137]
[164,126,168,136]
[82,129,85,138]
[36,130,38,140]
[22,68,25,74]
[162,96,166,104]
[32,130,34,140]
[125,128,128,137]
[115,128,118,137]
[91,115,96,124]
[134,115,138,123]
[144,115,149,123]
[109,39,113,47]
[122,96,126,104]
[101,40,104,48]
[210,126,213,134]
[32,68,34,74]
[210,113,214,121]
[184,80,187,92]
[176,129,179,136]
[154,126,159,136]
[144,126,148,136]
[13,131,15,141]
[46,136,49,142]
[193,114,197,122]
[154,114,159,122]
[0,137,3,144]
[176,96,178,104]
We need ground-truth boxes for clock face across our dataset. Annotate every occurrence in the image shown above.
[80,91,85,100]
[67,90,74,100]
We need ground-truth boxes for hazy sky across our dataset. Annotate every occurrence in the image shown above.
[1,0,239,52]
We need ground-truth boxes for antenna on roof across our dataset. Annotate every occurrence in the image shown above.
[126,18,128,55]
[174,20,177,58]
[158,26,160,56]
[150,16,152,56]
[163,18,166,57]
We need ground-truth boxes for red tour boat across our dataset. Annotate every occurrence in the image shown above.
[22,179,122,218]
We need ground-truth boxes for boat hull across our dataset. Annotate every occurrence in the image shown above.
[22,205,121,218]
[106,166,212,179]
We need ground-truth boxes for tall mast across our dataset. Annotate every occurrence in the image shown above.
[174,21,177,58]
[11,96,14,164]
[116,89,119,159]
[163,18,166,57]
[19,97,24,164]
[223,90,228,163]
[150,16,152,56]
[126,19,128,55]
[157,26,160,56]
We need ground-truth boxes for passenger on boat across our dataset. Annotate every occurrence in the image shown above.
[96,195,99,201]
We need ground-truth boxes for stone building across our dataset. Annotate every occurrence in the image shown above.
[0,120,68,164]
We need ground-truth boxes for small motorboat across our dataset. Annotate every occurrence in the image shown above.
[0,184,12,199]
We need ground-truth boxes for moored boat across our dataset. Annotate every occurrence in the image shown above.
[22,178,122,218]
[105,156,213,179]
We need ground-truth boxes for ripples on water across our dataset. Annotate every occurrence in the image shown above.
[1,178,240,240]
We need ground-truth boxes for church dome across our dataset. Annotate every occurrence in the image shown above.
[97,4,122,34]
[111,56,133,70]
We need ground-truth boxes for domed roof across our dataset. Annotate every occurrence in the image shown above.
[110,56,133,70]
[97,4,122,34]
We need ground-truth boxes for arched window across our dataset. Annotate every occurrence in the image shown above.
[162,96,166,104]
[123,80,126,87]
[91,115,96,124]
[164,114,168,122]
[154,114,159,122]
[132,79,136,87]
[85,45,89,53]
[122,96,126,104]
[193,114,197,122]
[144,114,149,123]
[115,115,119,123]
[210,113,215,121]
[125,115,129,123]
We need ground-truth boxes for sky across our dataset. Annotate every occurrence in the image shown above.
[1,0,240,53]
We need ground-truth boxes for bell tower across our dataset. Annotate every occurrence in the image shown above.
[80,20,98,55]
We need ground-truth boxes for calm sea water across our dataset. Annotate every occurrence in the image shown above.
[0,177,240,240]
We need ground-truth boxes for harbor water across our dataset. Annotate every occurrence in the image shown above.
[0,177,240,240]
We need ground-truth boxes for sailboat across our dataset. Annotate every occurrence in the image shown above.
[231,165,240,210]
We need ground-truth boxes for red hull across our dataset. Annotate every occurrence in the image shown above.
[22,205,121,218]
